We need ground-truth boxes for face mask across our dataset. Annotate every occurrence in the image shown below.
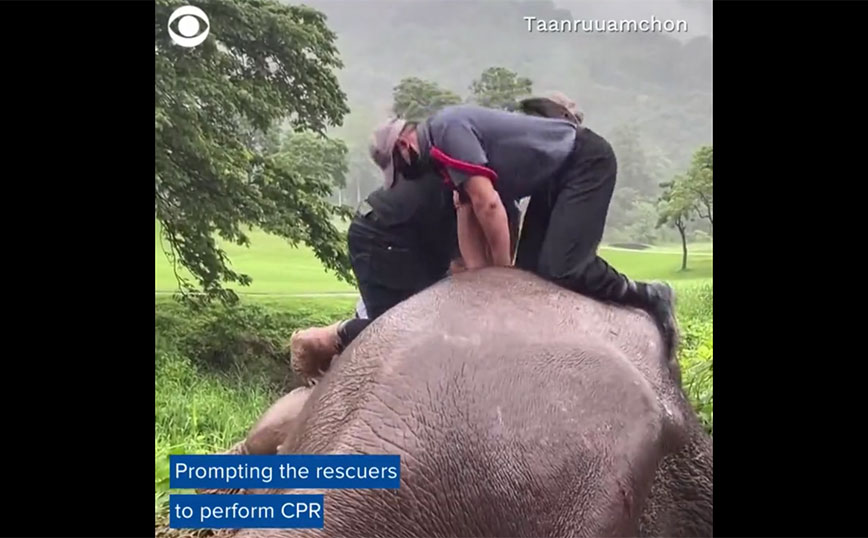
[395,145,427,179]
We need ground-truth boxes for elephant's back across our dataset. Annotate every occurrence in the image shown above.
[377,267,684,409]
[297,267,690,454]
[271,268,693,536]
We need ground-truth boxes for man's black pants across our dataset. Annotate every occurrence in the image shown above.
[339,214,441,347]
[515,127,632,302]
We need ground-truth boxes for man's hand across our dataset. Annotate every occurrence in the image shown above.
[449,257,467,274]
[453,190,463,209]
[463,176,512,266]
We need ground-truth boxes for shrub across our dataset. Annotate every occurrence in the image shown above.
[155,298,356,391]
[678,319,713,434]
[674,282,713,435]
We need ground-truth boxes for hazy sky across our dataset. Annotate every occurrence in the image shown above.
[551,0,712,41]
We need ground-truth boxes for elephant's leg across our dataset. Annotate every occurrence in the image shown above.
[244,385,313,455]
[194,386,313,496]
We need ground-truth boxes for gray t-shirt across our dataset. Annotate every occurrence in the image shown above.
[420,105,578,201]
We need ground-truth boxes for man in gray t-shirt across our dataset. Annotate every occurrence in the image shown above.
[373,101,677,358]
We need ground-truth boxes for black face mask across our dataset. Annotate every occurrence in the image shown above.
[395,145,427,179]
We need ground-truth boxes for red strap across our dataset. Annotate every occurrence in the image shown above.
[430,146,498,188]
[437,167,456,189]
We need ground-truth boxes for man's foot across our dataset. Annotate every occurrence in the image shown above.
[639,281,679,370]
[289,321,344,384]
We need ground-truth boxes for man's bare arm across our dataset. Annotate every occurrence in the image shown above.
[455,191,491,269]
[463,175,512,266]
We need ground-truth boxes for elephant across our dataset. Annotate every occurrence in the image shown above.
[217,267,713,537]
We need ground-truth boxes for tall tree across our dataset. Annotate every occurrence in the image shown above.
[276,132,348,192]
[469,66,533,110]
[657,178,694,271]
[392,77,462,121]
[155,0,352,303]
[683,145,713,228]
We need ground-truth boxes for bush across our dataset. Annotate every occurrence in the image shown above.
[155,298,356,391]
[679,319,713,434]
[673,283,713,435]
[155,348,277,516]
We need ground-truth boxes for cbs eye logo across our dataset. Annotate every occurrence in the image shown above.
[168,6,210,48]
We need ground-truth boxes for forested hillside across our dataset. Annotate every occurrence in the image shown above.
[304,0,711,218]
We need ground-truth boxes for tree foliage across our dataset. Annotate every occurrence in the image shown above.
[155,0,353,303]
[392,77,462,121]
[276,132,348,190]
[682,145,713,227]
[622,200,659,244]
[469,66,533,110]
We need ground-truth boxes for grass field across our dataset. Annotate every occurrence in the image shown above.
[155,222,357,295]
[155,220,712,296]
[154,223,712,526]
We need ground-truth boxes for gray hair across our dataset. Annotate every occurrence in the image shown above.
[518,91,584,125]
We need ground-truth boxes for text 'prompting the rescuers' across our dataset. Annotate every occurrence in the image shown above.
[168,454,400,529]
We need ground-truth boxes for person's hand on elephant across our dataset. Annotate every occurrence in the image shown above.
[449,257,467,275]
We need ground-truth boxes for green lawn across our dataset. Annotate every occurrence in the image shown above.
[155,221,712,295]
[155,221,357,294]
[598,247,712,283]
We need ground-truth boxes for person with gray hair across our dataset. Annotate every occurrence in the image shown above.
[519,91,584,125]
[370,96,678,360]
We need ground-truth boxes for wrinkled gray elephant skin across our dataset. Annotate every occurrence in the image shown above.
[231,267,712,538]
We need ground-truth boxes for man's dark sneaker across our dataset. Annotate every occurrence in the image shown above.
[638,281,679,365]
[647,282,678,358]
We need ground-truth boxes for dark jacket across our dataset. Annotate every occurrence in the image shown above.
[352,171,457,285]
[353,171,520,284]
